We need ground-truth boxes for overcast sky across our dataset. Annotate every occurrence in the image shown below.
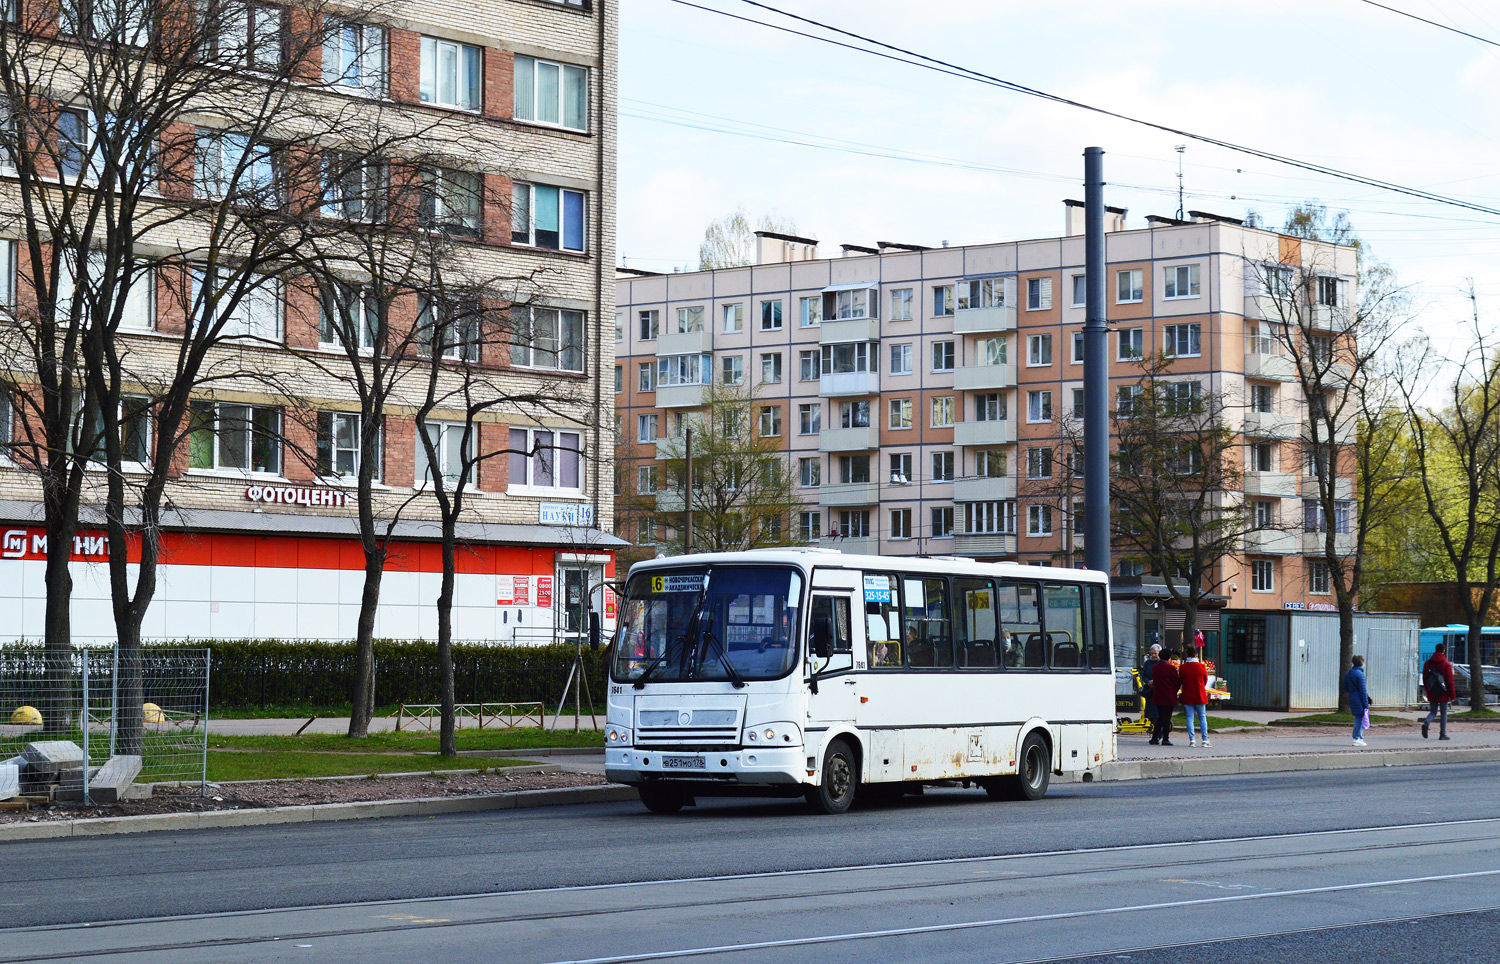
[617,0,1500,349]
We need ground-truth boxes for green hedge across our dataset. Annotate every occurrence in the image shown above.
[1,640,611,712]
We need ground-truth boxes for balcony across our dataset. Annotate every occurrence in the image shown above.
[1304,532,1355,555]
[819,535,880,555]
[953,364,1015,392]
[1243,411,1299,439]
[1244,529,1299,555]
[819,318,880,344]
[953,533,1016,558]
[953,305,1017,334]
[1303,476,1354,500]
[1244,351,1296,381]
[820,371,880,397]
[818,426,880,453]
[818,482,881,507]
[1244,472,1299,498]
[953,419,1016,447]
[656,329,711,356]
[654,490,685,512]
[1243,294,1284,323]
[953,476,1016,503]
[656,383,707,408]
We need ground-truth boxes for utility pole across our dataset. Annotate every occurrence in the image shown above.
[1083,147,1111,575]
[1174,144,1186,221]
[683,427,694,555]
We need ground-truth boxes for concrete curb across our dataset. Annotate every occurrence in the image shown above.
[0,784,639,843]
[1058,746,1500,783]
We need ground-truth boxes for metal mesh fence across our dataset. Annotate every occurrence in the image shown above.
[0,645,208,803]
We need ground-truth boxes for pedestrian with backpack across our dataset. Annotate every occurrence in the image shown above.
[1422,643,1456,740]
[1150,650,1181,746]
[1343,655,1372,747]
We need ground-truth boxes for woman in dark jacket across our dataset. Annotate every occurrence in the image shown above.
[1343,654,1372,747]
[1150,652,1181,746]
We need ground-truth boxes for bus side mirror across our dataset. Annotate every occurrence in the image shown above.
[811,616,832,659]
[589,612,602,652]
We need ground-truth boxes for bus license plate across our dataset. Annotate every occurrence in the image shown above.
[661,755,705,770]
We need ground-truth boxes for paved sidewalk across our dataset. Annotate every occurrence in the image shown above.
[1118,719,1500,761]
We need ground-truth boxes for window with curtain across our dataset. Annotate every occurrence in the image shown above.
[512,182,585,252]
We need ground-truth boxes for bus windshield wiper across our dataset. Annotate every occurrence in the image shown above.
[632,649,670,689]
[700,629,746,689]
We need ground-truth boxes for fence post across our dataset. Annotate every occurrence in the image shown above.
[109,642,119,759]
[201,648,211,797]
[80,650,90,805]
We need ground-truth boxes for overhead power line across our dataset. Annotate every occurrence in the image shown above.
[661,0,1500,220]
[1353,0,1500,48]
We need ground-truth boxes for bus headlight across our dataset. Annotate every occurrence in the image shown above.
[745,722,801,746]
[606,726,631,745]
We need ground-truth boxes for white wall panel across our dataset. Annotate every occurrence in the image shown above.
[257,602,299,639]
[296,569,340,605]
[254,567,300,605]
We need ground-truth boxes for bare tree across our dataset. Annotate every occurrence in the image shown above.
[1397,296,1500,712]
[1017,413,1086,568]
[697,208,797,270]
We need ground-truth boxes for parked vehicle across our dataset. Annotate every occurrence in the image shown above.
[1421,663,1500,704]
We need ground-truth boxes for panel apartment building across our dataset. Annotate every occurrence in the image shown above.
[0,0,619,643]
[614,204,1357,628]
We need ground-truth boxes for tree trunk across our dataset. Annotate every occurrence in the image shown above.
[1180,603,1197,657]
[114,619,145,756]
[438,533,456,758]
[1470,616,1487,713]
[1337,604,1355,713]
[348,557,382,738]
[41,516,77,734]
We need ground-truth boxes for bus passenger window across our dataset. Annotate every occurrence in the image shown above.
[809,595,852,656]
[998,580,1044,668]
[953,577,999,667]
[903,577,953,668]
[1044,583,1083,669]
[1084,584,1111,671]
[863,572,901,667]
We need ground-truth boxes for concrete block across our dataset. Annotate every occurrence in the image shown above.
[511,785,638,809]
[0,821,74,842]
[1135,760,1184,780]
[1236,755,1299,773]
[0,762,18,800]
[21,741,84,776]
[120,782,154,801]
[88,755,142,804]
[195,806,316,830]
[1318,752,1380,770]
[1180,757,1240,777]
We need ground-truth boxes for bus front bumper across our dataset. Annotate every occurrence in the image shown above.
[606,746,806,785]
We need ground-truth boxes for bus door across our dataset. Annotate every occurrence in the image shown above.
[806,591,858,729]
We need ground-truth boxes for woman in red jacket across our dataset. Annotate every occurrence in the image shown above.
[1150,652,1181,746]
[1178,654,1211,748]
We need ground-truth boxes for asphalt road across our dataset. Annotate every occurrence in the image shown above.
[5,762,1500,963]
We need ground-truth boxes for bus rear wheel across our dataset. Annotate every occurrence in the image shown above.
[638,783,692,814]
[806,738,858,814]
[984,732,1051,801]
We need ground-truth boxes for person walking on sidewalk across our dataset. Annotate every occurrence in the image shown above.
[1141,644,1163,735]
[1343,654,1372,747]
[1150,650,1181,746]
[1178,652,1211,748]
[1422,643,1456,740]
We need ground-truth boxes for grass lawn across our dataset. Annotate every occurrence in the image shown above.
[1451,707,1500,720]
[206,750,530,782]
[1205,716,1265,731]
[1270,712,1407,727]
[208,728,605,754]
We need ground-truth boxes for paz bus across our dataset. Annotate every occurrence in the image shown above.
[605,548,1117,814]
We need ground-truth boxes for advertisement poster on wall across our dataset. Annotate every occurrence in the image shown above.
[536,576,554,608]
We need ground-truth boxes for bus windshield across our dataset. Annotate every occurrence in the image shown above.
[612,567,805,683]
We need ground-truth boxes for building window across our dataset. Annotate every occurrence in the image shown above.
[1117,269,1143,304]
[512,182,585,251]
[839,400,871,429]
[315,412,376,479]
[890,508,912,540]
[838,510,871,538]
[196,128,280,201]
[637,362,655,392]
[674,306,703,333]
[889,398,913,429]
[1027,504,1053,536]
[931,396,955,428]
[965,500,1016,534]
[933,285,954,317]
[958,277,1011,310]
[932,450,954,482]
[636,464,659,495]
[513,307,585,371]
[1071,274,1086,307]
[1118,327,1143,360]
[1250,558,1275,593]
[638,310,659,341]
[1250,441,1274,473]
[719,303,743,333]
[1026,277,1053,310]
[799,349,819,382]
[187,401,280,473]
[1254,499,1274,529]
[1068,449,1084,477]
[1318,276,1350,310]
[760,352,782,384]
[1027,390,1052,423]
[636,413,658,443]
[1071,330,1084,364]
[799,457,820,488]
[1116,385,1141,418]
[1119,559,1145,578]
[1164,263,1201,299]
[974,392,1006,422]
[415,295,480,362]
[205,2,284,67]
[1027,333,1052,366]
[419,167,482,236]
[823,286,878,320]
[613,312,624,343]
[1027,446,1053,480]
[799,510,822,542]
[760,299,783,331]
[931,340,955,372]
[977,336,1007,366]
[1071,388,1085,420]
[891,288,913,321]
[323,19,386,94]
[318,283,379,351]
[889,343,913,375]
[613,365,623,393]
[1227,615,1267,663]
[420,36,481,110]
[0,240,13,308]
[798,403,820,435]
[758,406,781,437]
[513,55,588,131]
[508,426,582,492]
[889,452,912,484]
[1305,500,1353,533]
[1251,383,1274,414]
[838,455,871,484]
[822,341,874,375]
[975,449,1007,478]
[658,353,711,387]
[321,151,384,222]
[721,355,743,386]
[1163,323,1202,358]
[1162,380,1201,415]
[191,268,280,341]
[931,506,954,538]
[1309,561,1331,595]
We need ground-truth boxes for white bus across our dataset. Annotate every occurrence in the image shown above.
[605,548,1116,814]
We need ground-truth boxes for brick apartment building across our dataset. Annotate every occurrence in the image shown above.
[0,0,619,643]
[614,204,1357,648]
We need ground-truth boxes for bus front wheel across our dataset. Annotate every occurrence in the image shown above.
[806,738,858,814]
[638,783,693,814]
[985,732,1051,802]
